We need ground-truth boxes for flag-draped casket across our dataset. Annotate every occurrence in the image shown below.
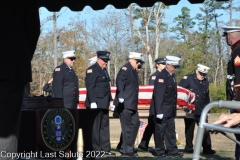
[78,85,195,110]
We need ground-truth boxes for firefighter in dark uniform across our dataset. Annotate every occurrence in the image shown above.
[85,51,115,156]
[148,58,166,85]
[52,50,79,108]
[179,64,215,154]
[138,58,166,152]
[113,52,143,157]
[152,56,183,158]
[222,26,240,160]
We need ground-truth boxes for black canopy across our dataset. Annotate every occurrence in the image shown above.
[39,0,226,11]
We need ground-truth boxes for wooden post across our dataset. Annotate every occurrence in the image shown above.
[77,128,83,160]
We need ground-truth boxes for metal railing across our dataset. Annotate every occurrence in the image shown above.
[193,100,240,160]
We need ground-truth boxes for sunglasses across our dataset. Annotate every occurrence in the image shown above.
[101,58,108,63]
[199,71,207,77]
[68,57,76,61]
[222,32,228,37]
[172,65,180,69]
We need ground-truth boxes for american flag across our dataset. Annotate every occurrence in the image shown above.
[139,119,148,138]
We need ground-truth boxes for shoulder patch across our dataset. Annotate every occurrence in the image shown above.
[55,68,60,72]
[183,76,187,79]
[122,67,127,71]
[152,76,156,80]
[158,78,164,83]
[234,55,240,66]
[87,69,92,73]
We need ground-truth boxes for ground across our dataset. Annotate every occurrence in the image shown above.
[107,113,236,160]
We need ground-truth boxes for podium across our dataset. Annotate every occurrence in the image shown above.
[19,97,100,158]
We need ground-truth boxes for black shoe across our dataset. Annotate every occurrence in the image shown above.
[184,149,194,153]
[121,152,138,157]
[156,153,167,158]
[133,148,138,153]
[117,148,137,154]
[202,149,216,155]
[165,149,169,154]
[104,151,116,157]
[167,152,184,157]
[138,145,148,152]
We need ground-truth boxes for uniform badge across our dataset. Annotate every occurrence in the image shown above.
[152,76,156,80]
[183,76,187,79]
[122,67,127,71]
[55,68,60,71]
[234,55,240,66]
[158,79,164,83]
[87,69,92,73]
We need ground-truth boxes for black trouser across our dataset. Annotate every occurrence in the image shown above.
[0,80,25,159]
[184,116,212,151]
[138,115,154,149]
[184,117,195,150]
[118,108,140,154]
[154,117,178,155]
[234,134,240,160]
[92,109,110,151]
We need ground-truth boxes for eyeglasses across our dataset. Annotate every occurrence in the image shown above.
[68,57,76,61]
[199,71,207,77]
[157,63,166,65]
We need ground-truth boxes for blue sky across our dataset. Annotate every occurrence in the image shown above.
[39,0,235,32]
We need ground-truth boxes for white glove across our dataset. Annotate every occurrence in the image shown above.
[183,106,191,113]
[156,114,164,119]
[90,102,97,109]
[119,98,124,103]
[110,104,116,111]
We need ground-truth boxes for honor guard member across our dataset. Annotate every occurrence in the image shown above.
[85,51,116,156]
[222,26,240,160]
[148,58,166,85]
[179,64,215,154]
[152,56,183,158]
[52,50,79,108]
[114,52,143,157]
[138,57,166,152]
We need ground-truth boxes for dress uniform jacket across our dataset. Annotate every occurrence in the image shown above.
[151,68,177,118]
[114,62,139,111]
[85,62,112,109]
[179,73,209,116]
[228,40,240,101]
[52,62,79,108]
[148,70,160,85]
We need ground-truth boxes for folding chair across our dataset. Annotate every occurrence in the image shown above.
[192,100,240,160]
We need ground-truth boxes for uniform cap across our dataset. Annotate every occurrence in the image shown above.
[155,58,166,64]
[97,51,111,61]
[62,50,76,58]
[221,26,240,36]
[166,56,180,67]
[88,56,97,66]
[197,64,210,74]
[129,52,143,60]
